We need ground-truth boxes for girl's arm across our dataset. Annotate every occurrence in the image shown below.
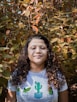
[58,89,69,102]
[5,90,16,102]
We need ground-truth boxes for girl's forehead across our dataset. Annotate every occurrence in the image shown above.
[30,38,45,43]
[28,38,46,46]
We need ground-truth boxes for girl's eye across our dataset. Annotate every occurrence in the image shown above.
[40,47,46,49]
[30,46,47,50]
[30,47,36,49]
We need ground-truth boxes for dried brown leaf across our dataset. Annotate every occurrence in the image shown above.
[32,25,38,33]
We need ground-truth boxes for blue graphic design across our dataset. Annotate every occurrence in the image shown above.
[34,81,43,99]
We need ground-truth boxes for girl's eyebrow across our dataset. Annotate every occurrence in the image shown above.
[29,44,46,46]
[30,45,47,47]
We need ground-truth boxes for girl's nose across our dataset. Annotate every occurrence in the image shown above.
[35,47,40,52]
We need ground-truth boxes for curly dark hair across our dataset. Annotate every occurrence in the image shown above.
[11,34,65,89]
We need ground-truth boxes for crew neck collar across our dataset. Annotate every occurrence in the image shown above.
[29,68,46,75]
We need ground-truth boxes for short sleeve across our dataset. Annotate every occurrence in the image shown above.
[7,80,17,92]
[59,81,68,92]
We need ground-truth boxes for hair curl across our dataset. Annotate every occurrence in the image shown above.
[11,34,65,88]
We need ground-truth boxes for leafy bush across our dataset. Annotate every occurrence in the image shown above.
[0,0,77,101]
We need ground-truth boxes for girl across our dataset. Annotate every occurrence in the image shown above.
[6,34,68,102]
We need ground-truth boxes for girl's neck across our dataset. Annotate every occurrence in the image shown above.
[30,63,45,72]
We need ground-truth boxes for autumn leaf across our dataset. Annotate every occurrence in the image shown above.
[35,16,40,25]
[35,8,41,12]
[32,25,38,33]
[30,0,35,4]
[18,22,25,29]
[19,0,30,3]
[21,9,30,17]
[6,30,11,36]
[50,38,58,44]
[31,0,38,5]
[33,13,41,19]
[33,13,42,25]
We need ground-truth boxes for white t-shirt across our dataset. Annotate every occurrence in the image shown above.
[7,69,68,102]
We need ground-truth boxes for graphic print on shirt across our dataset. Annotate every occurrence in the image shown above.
[34,81,43,99]
[23,87,31,93]
[34,81,53,99]
[16,83,31,96]
[17,87,20,95]
[49,87,53,95]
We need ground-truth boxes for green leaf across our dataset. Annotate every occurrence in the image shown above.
[0,87,2,94]
[2,70,10,79]
[0,47,9,51]
[3,54,12,59]
[0,77,8,86]
[0,64,3,73]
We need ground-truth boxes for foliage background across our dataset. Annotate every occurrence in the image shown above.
[0,0,77,101]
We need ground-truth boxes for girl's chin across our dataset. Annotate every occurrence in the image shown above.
[32,61,45,65]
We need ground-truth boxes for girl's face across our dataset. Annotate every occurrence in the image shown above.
[28,38,48,67]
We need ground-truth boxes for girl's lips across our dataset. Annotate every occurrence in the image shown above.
[34,54,42,56]
[34,55,42,58]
